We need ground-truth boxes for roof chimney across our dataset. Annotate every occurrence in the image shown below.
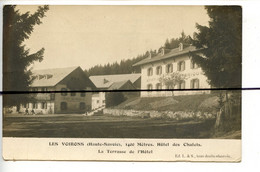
[148,51,152,59]
[179,43,183,51]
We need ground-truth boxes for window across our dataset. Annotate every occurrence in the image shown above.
[178,81,185,89]
[156,66,162,75]
[156,83,162,89]
[32,88,38,92]
[177,61,185,71]
[41,87,47,92]
[166,64,173,73]
[147,68,153,76]
[79,102,86,110]
[80,92,86,97]
[61,88,67,96]
[71,92,76,96]
[102,100,105,104]
[190,79,200,89]
[147,84,153,90]
[97,100,99,104]
[191,61,198,69]
[166,85,173,89]
[50,93,55,100]
[41,102,47,109]
[33,103,38,109]
[60,102,67,110]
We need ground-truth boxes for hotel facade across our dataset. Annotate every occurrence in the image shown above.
[133,43,211,97]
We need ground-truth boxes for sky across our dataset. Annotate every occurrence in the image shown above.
[17,5,209,71]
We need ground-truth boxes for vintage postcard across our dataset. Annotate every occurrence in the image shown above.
[2,5,241,161]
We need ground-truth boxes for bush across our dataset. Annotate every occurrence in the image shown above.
[105,92,126,108]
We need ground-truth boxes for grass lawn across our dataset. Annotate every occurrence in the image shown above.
[3,113,216,138]
[115,94,219,112]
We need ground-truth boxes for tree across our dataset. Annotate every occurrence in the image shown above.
[3,5,49,109]
[105,92,126,108]
[164,31,192,50]
[159,72,187,96]
[192,6,242,89]
[192,6,242,132]
[85,32,192,77]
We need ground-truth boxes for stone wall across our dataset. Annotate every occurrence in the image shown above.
[103,108,216,121]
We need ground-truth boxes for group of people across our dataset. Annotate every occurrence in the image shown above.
[24,108,35,115]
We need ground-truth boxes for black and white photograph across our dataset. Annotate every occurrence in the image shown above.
[2,5,242,161]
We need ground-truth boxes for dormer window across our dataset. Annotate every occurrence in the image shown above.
[103,78,109,84]
[179,43,183,51]
[36,74,53,80]
[38,74,45,80]
[161,48,165,56]
[31,75,37,80]
[46,74,53,79]
[147,67,153,76]
[148,51,152,59]
[156,66,162,75]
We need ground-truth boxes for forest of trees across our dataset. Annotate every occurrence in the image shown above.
[84,32,192,76]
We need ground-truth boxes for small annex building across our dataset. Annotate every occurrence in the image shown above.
[89,73,141,109]
[19,66,96,114]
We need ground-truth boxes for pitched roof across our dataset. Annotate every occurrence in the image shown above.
[133,45,201,67]
[31,66,79,87]
[107,80,133,90]
[89,73,141,89]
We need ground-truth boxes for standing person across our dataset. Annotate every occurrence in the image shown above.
[25,108,29,115]
[31,109,35,115]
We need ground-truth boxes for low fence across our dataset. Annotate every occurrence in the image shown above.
[103,108,216,121]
